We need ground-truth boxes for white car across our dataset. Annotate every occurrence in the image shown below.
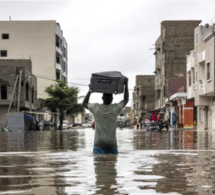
[82,123,92,128]
[57,120,69,129]
[62,121,69,129]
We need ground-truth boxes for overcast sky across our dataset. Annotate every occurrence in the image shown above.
[1,0,215,104]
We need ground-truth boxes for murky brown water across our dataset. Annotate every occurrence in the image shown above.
[0,129,215,195]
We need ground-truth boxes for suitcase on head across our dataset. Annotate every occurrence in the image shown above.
[90,71,125,94]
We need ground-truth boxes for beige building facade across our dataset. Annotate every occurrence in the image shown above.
[187,24,215,130]
[154,20,201,110]
[0,20,68,99]
[132,75,155,121]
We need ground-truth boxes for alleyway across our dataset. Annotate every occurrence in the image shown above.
[0,128,214,194]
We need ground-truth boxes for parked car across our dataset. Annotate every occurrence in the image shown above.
[82,123,92,128]
[70,123,84,129]
[0,127,12,132]
[62,120,69,129]
[57,120,69,129]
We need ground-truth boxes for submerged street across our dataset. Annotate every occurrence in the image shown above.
[0,128,215,195]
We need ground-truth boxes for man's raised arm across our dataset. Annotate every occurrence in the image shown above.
[82,87,92,109]
[123,77,129,107]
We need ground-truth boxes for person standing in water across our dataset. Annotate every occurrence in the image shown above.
[82,77,129,154]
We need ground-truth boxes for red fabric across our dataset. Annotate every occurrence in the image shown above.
[157,114,161,120]
[151,114,157,121]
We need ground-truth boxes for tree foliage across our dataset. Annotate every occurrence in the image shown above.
[44,80,84,130]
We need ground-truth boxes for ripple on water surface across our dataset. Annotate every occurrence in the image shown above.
[0,129,215,194]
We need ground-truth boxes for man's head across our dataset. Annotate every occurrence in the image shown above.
[102,93,113,105]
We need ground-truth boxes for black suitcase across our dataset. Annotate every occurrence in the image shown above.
[90,71,125,94]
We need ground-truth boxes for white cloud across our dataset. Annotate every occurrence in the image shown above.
[1,0,215,104]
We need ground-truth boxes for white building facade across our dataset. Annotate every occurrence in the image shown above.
[187,24,215,130]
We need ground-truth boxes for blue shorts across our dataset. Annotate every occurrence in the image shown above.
[93,146,118,154]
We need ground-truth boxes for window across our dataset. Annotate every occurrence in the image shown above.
[2,33,9,39]
[189,72,191,86]
[0,50,7,57]
[195,32,198,50]
[156,89,160,100]
[195,71,197,83]
[56,71,60,80]
[207,62,210,80]
[32,87,34,103]
[1,84,7,99]
[162,41,165,53]
[192,69,195,84]
[199,107,203,123]
[56,35,60,47]
[25,82,29,101]
[56,56,60,64]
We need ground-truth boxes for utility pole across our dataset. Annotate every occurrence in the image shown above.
[7,75,19,114]
[30,75,32,112]
[17,70,22,112]
[5,75,19,127]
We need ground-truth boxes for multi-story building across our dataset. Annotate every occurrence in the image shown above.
[187,24,215,130]
[133,75,155,121]
[154,20,201,111]
[0,59,37,126]
[0,20,68,99]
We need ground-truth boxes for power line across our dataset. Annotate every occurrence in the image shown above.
[0,73,186,92]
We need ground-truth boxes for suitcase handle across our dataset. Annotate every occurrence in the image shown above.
[96,79,112,83]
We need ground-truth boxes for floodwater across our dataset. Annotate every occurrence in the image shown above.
[0,128,215,195]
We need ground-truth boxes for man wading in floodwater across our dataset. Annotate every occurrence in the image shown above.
[82,77,129,154]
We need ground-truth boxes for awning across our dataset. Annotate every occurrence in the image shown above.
[25,111,60,115]
[147,108,160,112]
[24,113,35,121]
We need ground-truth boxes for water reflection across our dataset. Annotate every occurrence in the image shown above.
[133,130,198,150]
[0,129,215,194]
[94,155,118,194]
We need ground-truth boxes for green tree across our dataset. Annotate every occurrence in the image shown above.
[44,80,84,130]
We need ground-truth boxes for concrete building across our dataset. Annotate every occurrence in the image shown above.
[154,20,201,111]
[132,75,155,122]
[0,59,37,126]
[0,20,68,99]
[187,24,215,130]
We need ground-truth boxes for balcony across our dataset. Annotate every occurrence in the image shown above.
[193,83,198,91]
[56,46,62,55]
[187,85,195,99]
[56,63,61,71]
[197,79,206,95]
[62,71,67,77]
[198,50,205,63]
[63,57,67,62]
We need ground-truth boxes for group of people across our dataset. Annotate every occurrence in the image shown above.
[149,112,162,122]
[135,113,162,130]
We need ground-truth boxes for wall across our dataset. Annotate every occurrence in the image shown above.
[134,75,155,119]
[0,21,56,99]
[0,59,37,126]
[155,20,201,108]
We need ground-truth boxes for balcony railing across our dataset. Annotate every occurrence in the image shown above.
[198,79,205,95]
[55,63,61,70]
[198,50,205,63]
